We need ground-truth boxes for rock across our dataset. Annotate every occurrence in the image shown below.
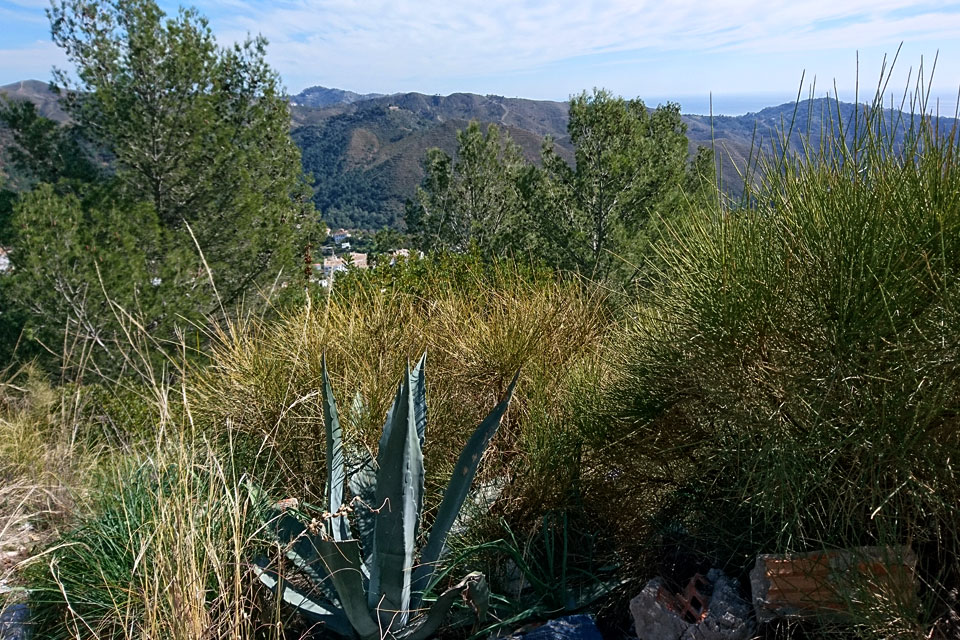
[630,570,754,640]
[630,578,691,640]
[504,614,603,640]
[0,603,32,640]
[750,546,917,623]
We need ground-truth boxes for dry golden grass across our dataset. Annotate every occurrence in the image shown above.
[191,268,613,516]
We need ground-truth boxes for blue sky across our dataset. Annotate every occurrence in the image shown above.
[2,0,960,115]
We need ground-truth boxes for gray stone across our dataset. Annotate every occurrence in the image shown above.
[630,577,690,640]
[630,570,754,640]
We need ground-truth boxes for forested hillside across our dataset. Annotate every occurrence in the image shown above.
[4,80,957,229]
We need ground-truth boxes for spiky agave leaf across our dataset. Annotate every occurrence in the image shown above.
[397,573,489,640]
[410,370,520,606]
[252,559,353,637]
[370,362,424,630]
[322,355,351,541]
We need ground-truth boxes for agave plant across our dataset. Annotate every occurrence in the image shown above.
[251,352,518,640]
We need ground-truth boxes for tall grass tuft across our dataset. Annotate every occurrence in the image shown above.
[24,435,271,640]
[191,256,613,519]
[593,67,960,636]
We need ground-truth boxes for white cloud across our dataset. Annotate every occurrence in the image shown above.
[3,0,958,98]
[197,0,960,93]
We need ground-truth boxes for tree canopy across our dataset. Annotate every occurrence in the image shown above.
[0,0,317,372]
[405,89,712,281]
[406,121,525,255]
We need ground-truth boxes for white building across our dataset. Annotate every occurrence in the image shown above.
[314,252,369,285]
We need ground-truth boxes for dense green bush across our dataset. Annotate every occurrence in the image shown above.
[591,88,960,635]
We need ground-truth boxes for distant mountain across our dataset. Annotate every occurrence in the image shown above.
[287,92,576,228]
[290,86,387,108]
[0,80,68,121]
[4,80,955,230]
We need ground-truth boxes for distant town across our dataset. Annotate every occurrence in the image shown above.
[313,228,418,287]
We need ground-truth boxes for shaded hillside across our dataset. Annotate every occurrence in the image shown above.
[290,95,574,228]
[0,80,70,183]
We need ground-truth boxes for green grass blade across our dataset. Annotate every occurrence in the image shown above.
[411,370,519,605]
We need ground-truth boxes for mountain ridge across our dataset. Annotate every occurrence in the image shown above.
[4,81,955,229]
[289,85,388,108]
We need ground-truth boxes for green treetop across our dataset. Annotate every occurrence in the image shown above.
[0,0,318,373]
[535,89,691,280]
[48,0,317,305]
[406,121,526,255]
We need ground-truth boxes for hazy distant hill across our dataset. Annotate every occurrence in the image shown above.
[0,80,68,121]
[290,85,387,108]
[5,80,955,230]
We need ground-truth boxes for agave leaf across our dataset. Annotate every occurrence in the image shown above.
[348,388,368,434]
[412,351,427,446]
[322,355,351,542]
[371,364,424,629]
[252,558,353,637]
[314,539,381,640]
[397,572,488,640]
[245,478,339,601]
[409,354,426,524]
[411,370,520,605]
[376,381,404,469]
[368,379,403,607]
[272,512,341,600]
[347,450,378,578]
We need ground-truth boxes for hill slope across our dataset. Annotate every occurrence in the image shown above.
[290,85,386,108]
[289,93,575,228]
[4,81,954,230]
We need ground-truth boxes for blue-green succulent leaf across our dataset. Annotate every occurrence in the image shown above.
[411,370,519,604]
[397,572,488,640]
[274,513,334,593]
[314,539,381,640]
[322,355,351,541]
[412,351,427,446]
[371,364,424,629]
[368,379,403,607]
[347,450,378,579]
[252,558,353,637]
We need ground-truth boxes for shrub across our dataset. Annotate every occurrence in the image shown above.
[25,444,265,640]
[191,256,612,515]
[592,78,960,636]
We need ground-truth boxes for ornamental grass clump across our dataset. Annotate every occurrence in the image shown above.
[592,65,960,637]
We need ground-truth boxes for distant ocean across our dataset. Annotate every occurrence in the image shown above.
[645,92,960,117]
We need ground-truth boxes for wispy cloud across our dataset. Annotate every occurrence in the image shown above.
[2,0,958,99]
[175,0,960,94]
